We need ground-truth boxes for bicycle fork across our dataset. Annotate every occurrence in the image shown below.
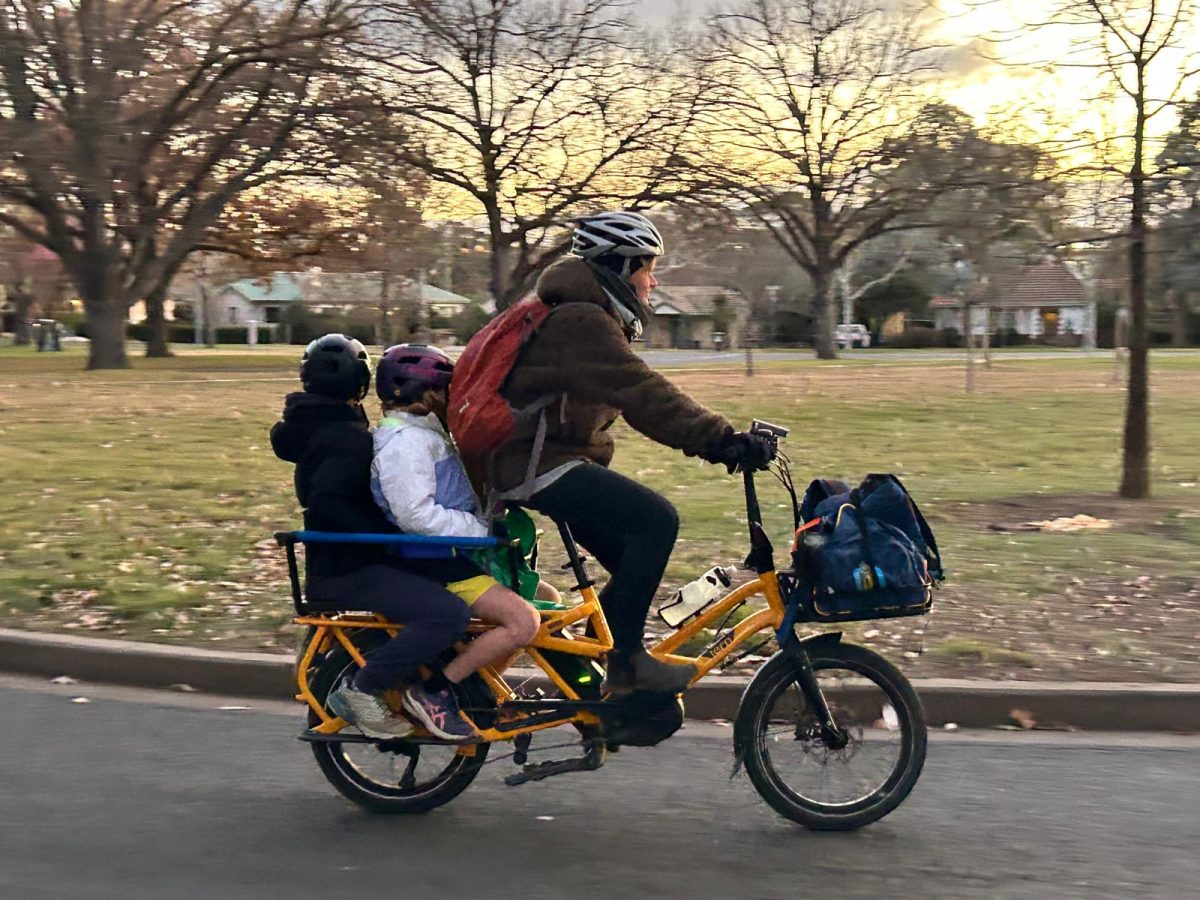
[730,630,849,780]
[781,634,849,750]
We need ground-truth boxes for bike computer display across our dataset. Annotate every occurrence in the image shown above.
[750,419,789,439]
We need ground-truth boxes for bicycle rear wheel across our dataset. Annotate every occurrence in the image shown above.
[736,641,926,830]
[307,633,491,814]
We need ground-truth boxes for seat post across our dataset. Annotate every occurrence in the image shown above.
[556,520,593,590]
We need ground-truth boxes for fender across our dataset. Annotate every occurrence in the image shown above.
[729,631,843,777]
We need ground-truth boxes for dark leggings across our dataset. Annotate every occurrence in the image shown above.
[307,564,470,693]
[527,464,679,653]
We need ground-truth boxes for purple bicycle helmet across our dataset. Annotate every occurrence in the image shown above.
[376,343,454,405]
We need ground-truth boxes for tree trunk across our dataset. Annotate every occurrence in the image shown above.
[1167,289,1188,348]
[1119,82,1151,500]
[812,269,837,360]
[85,301,130,369]
[981,306,992,369]
[963,302,975,393]
[11,286,34,346]
[143,283,173,357]
[379,269,392,347]
[490,241,514,310]
[198,282,216,348]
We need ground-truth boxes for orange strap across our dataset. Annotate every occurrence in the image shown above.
[791,518,823,552]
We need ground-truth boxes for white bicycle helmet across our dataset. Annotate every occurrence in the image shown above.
[572,211,665,260]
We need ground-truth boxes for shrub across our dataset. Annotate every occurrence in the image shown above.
[453,305,494,343]
[992,327,1029,347]
[56,312,88,336]
[938,327,963,348]
[282,306,370,345]
[885,327,941,349]
[127,322,200,343]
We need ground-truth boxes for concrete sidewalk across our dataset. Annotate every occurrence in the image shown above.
[3,627,1197,731]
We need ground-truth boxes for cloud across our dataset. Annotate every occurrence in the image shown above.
[942,37,998,78]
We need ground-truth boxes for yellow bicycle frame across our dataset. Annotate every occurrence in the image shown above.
[293,570,788,746]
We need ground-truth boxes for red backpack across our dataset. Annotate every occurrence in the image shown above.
[448,298,556,460]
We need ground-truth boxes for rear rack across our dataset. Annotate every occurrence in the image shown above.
[274,530,504,616]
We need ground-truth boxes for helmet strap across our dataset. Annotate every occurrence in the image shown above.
[585,259,649,341]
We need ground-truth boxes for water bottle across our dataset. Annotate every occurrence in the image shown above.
[658,566,737,627]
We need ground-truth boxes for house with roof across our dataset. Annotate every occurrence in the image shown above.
[930,256,1097,347]
[645,284,750,349]
[208,272,477,328]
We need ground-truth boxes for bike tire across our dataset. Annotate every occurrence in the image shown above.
[307,633,491,814]
[736,641,927,831]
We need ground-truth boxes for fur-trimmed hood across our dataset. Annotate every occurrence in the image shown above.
[536,256,649,337]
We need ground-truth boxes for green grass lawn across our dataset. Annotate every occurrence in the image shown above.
[2,346,1198,680]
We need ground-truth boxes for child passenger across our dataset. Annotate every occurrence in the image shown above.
[371,344,542,742]
[270,334,472,741]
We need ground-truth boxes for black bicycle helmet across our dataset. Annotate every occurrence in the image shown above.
[299,333,371,401]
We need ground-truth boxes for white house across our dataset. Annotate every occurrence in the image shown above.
[931,257,1097,347]
[646,285,751,349]
[203,272,478,327]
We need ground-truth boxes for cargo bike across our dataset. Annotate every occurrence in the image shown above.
[278,421,938,830]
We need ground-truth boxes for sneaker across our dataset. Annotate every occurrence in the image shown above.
[328,679,416,740]
[402,683,477,742]
[603,648,696,696]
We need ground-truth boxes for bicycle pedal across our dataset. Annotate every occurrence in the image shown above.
[503,743,605,787]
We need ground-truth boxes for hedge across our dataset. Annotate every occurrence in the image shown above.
[73,321,274,344]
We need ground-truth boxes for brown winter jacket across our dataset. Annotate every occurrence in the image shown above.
[490,257,734,492]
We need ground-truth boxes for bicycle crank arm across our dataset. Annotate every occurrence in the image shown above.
[503,741,605,787]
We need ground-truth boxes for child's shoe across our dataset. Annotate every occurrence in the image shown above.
[402,682,477,742]
[328,678,416,740]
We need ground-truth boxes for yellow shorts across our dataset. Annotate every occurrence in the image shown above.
[445,574,499,605]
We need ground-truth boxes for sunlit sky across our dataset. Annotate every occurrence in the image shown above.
[638,0,1199,151]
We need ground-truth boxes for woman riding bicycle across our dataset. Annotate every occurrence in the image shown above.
[489,211,773,695]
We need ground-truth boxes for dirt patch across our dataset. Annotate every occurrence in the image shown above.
[950,491,1200,536]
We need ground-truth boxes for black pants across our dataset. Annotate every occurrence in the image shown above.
[307,563,470,693]
[527,464,679,652]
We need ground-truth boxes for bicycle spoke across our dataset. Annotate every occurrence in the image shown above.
[759,666,904,808]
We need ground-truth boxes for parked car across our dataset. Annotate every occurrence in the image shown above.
[834,323,871,349]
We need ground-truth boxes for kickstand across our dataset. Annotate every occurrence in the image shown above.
[379,741,420,791]
[504,739,605,787]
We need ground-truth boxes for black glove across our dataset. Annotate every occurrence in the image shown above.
[715,431,776,474]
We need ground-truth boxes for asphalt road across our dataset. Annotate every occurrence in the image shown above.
[3,676,1198,900]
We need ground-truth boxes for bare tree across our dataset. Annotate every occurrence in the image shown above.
[0,0,372,368]
[359,0,708,307]
[987,0,1199,498]
[694,0,942,358]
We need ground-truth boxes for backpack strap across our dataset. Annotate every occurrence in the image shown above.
[870,473,942,579]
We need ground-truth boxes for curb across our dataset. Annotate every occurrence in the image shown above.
[3,628,1198,732]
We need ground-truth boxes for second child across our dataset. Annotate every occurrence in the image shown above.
[371,344,542,741]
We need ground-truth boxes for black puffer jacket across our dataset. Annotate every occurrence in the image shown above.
[270,393,397,577]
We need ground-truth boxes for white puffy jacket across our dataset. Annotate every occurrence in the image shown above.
[371,412,488,538]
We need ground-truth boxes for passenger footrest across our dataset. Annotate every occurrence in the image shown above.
[503,740,605,787]
[298,729,371,744]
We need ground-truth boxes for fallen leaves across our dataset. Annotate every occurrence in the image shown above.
[1028,515,1115,533]
[1009,708,1037,730]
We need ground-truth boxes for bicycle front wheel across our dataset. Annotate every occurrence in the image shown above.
[737,641,927,830]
